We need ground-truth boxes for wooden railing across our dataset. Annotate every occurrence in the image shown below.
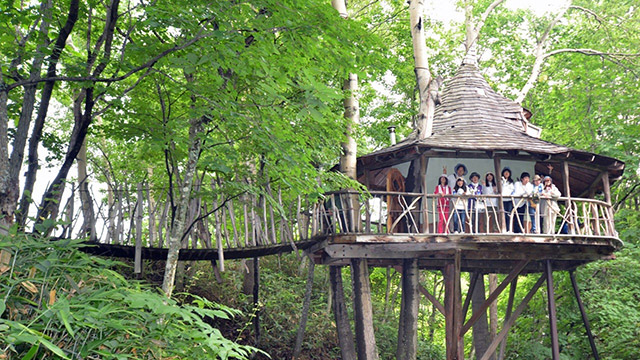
[315,191,619,238]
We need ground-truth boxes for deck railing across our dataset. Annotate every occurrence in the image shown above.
[316,191,618,238]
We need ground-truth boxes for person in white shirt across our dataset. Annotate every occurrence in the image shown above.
[541,176,561,234]
[452,177,469,233]
[512,172,533,233]
[483,172,499,232]
[467,172,483,233]
[530,175,543,233]
[501,168,515,232]
[445,163,467,191]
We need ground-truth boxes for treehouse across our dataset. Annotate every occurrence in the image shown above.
[310,52,624,360]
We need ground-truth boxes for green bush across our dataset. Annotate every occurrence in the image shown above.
[0,229,263,359]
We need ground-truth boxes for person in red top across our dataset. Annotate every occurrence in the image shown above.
[435,174,452,233]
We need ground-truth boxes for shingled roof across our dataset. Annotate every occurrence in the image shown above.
[356,54,624,193]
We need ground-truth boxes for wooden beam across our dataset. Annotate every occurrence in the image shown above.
[419,284,445,315]
[569,271,600,360]
[546,261,560,360]
[462,272,480,321]
[461,259,529,335]
[494,157,506,232]
[480,274,546,360]
[498,278,518,360]
[563,161,575,234]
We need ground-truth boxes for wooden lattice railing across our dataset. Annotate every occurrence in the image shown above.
[315,191,619,238]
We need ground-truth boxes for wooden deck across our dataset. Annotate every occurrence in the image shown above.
[310,233,619,273]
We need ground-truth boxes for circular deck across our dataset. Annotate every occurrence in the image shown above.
[311,233,621,273]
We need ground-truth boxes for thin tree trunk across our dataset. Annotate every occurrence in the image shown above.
[409,0,435,139]
[78,139,96,239]
[161,85,204,297]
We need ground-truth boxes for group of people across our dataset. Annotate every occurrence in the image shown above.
[435,163,562,234]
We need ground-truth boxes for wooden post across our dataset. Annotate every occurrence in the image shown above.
[545,261,560,360]
[569,271,600,360]
[602,172,614,236]
[444,250,463,360]
[397,258,419,360]
[134,183,143,276]
[494,157,505,232]
[562,161,575,234]
[253,257,260,348]
[420,154,429,232]
[351,258,379,360]
[330,266,357,360]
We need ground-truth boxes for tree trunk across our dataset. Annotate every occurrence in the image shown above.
[397,259,420,360]
[17,0,80,227]
[472,273,492,360]
[78,139,96,239]
[409,0,434,139]
[351,258,379,360]
[330,266,356,360]
[161,85,204,297]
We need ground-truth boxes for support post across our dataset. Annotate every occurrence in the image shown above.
[351,259,379,360]
[253,257,260,348]
[545,260,560,360]
[494,157,505,232]
[562,161,575,234]
[444,250,463,360]
[420,154,429,232]
[569,271,600,360]
[397,258,419,360]
[330,266,356,359]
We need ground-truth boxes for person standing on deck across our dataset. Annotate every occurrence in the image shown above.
[452,178,469,233]
[530,174,543,233]
[435,174,452,234]
[541,176,561,234]
[512,172,533,233]
[501,168,515,232]
[467,172,483,233]
[483,172,498,233]
[445,163,468,192]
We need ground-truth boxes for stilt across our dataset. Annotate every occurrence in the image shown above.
[330,266,356,360]
[569,271,600,360]
[545,260,560,360]
[351,258,379,360]
[497,278,517,360]
[444,250,463,360]
[397,258,419,360]
[253,257,260,348]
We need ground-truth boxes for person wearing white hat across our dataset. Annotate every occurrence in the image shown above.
[541,176,561,234]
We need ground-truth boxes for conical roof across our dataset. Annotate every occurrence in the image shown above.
[356,59,624,193]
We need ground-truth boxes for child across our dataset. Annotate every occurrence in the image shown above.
[467,172,483,233]
[434,174,451,234]
[453,177,468,233]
